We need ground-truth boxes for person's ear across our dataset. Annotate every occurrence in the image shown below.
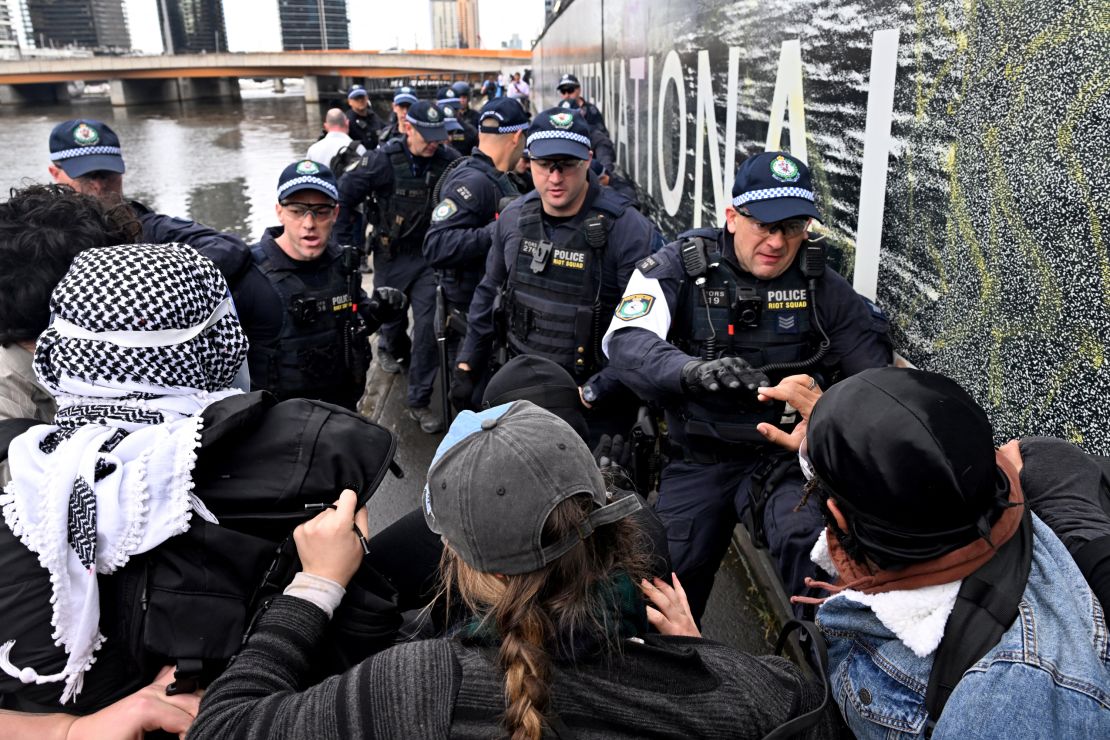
[826,498,850,532]
[724,206,739,234]
[274,201,283,219]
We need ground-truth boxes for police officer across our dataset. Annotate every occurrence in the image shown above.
[379,85,419,145]
[602,151,892,620]
[423,98,529,409]
[556,73,607,134]
[437,86,479,159]
[46,118,250,280]
[336,101,460,433]
[455,107,662,441]
[345,84,384,151]
[450,80,481,129]
[233,160,406,410]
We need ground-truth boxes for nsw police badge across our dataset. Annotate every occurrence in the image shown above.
[615,294,654,321]
[432,198,458,222]
[550,112,575,129]
[296,160,320,175]
[72,123,99,146]
[770,155,800,183]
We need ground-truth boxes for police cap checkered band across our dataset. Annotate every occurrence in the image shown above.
[278,175,338,201]
[479,111,530,133]
[732,187,815,207]
[394,89,418,105]
[526,129,591,149]
[50,146,123,162]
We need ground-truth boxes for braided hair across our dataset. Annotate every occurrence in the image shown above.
[443,493,652,740]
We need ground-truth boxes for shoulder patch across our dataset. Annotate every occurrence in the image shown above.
[455,184,474,202]
[432,198,459,223]
[637,255,661,273]
[615,294,655,321]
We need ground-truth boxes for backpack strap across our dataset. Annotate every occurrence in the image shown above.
[760,619,831,740]
[923,508,1033,735]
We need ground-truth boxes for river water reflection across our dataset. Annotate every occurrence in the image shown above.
[1,90,330,240]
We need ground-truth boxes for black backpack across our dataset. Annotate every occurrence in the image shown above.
[329,142,364,176]
[0,391,398,710]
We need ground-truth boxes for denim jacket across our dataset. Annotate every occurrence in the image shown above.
[816,515,1110,739]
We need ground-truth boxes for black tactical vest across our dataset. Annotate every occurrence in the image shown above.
[505,195,620,380]
[375,144,452,253]
[247,246,361,401]
[672,234,819,449]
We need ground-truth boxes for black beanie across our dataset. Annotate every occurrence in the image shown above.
[481,355,589,442]
[807,367,1007,563]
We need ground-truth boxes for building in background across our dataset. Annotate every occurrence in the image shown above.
[278,0,348,51]
[157,0,227,54]
[431,0,478,49]
[0,0,20,57]
[457,0,477,48]
[24,0,131,51]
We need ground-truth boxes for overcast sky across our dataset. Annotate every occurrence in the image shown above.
[122,0,545,54]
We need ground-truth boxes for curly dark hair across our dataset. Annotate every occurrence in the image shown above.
[0,183,139,345]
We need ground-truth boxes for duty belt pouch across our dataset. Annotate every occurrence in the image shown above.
[530,239,554,274]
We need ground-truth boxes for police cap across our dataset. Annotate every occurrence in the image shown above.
[405,100,449,142]
[49,119,126,178]
[731,151,821,223]
[277,159,338,202]
[525,107,592,160]
[478,98,531,134]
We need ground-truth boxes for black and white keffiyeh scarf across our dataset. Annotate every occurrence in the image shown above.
[0,243,248,703]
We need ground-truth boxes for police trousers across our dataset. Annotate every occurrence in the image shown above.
[373,247,438,408]
[655,455,823,622]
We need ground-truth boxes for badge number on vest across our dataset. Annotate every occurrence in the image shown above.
[615,294,654,321]
[700,288,728,307]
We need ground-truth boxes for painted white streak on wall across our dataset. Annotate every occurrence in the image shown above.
[766,39,808,164]
[658,49,686,216]
[854,28,900,300]
[693,49,728,227]
[630,56,646,184]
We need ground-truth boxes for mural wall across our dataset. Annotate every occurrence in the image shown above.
[533,0,1110,453]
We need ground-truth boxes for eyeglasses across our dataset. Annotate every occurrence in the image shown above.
[281,202,337,220]
[736,210,809,238]
[558,87,578,95]
[531,158,587,174]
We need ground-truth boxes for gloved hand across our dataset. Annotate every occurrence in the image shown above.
[450,365,476,412]
[592,434,635,490]
[680,357,769,393]
[365,287,408,325]
[593,434,632,471]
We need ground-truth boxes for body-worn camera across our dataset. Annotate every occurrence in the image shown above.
[732,287,762,329]
[290,295,325,324]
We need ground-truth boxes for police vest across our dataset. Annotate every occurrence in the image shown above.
[374,143,452,253]
[504,193,623,380]
[247,246,362,400]
[673,234,820,449]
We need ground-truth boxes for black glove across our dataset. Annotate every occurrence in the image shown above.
[450,365,476,412]
[680,357,769,393]
[592,433,632,472]
[365,287,408,325]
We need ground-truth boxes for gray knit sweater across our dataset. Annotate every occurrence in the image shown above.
[188,595,833,739]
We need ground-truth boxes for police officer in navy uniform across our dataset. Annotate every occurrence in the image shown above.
[450,80,481,129]
[423,98,529,409]
[345,84,384,151]
[437,86,479,161]
[336,101,460,433]
[233,160,406,410]
[602,151,892,620]
[46,118,250,281]
[455,107,662,441]
[556,74,607,134]
[379,85,419,146]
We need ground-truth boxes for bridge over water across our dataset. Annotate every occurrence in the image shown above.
[0,48,531,106]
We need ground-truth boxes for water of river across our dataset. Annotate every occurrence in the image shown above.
[1,89,330,240]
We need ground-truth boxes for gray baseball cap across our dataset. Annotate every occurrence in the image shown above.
[423,400,641,575]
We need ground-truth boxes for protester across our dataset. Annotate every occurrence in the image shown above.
[0,243,240,730]
[759,368,1110,738]
[189,402,834,738]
